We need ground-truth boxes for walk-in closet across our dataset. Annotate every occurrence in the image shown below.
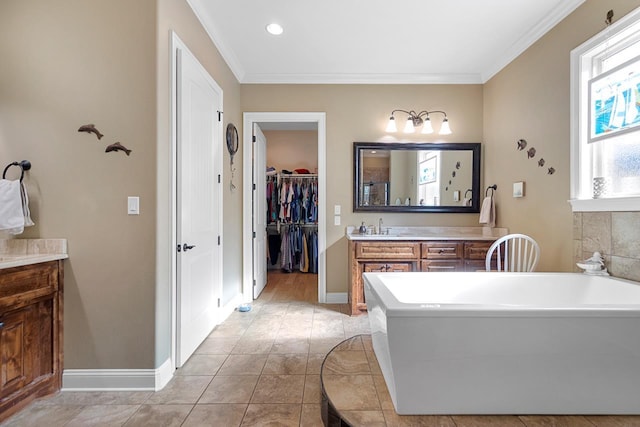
[261,126,319,299]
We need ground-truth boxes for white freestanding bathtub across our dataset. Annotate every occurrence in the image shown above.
[363,271,640,415]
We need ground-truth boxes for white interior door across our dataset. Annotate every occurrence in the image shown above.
[176,46,223,366]
[253,124,267,298]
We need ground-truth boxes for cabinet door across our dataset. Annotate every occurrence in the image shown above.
[0,306,34,399]
[464,260,494,271]
[421,260,464,272]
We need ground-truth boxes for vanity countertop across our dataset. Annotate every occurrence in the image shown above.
[0,239,68,269]
[345,226,508,241]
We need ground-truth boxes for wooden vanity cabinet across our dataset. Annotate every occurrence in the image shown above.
[349,242,420,315]
[348,238,497,315]
[0,261,63,422]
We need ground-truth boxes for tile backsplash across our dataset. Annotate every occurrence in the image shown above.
[574,211,640,282]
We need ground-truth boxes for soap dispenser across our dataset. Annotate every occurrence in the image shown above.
[359,222,367,234]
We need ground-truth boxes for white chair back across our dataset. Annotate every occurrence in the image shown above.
[485,233,540,272]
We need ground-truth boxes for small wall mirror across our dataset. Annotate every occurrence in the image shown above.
[354,142,481,213]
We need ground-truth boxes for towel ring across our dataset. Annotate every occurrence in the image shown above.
[485,184,497,197]
[464,189,472,198]
[2,160,31,182]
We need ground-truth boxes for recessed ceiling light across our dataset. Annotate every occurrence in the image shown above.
[266,23,284,36]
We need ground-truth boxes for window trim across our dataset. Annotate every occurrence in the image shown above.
[570,6,640,212]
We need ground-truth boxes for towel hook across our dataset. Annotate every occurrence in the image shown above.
[485,184,497,197]
[2,160,31,181]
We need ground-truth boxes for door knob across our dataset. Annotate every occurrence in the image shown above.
[183,243,196,251]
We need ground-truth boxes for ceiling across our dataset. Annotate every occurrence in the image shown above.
[187,0,585,84]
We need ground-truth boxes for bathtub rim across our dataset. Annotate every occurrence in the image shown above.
[363,271,640,318]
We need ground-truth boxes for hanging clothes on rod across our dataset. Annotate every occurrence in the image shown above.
[268,173,318,226]
[267,171,319,272]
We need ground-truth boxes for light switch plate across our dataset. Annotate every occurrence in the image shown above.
[334,205,341,215]
[128,196,140,215]
[334,215,341,225]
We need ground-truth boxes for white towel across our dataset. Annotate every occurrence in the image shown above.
[20,181,34,228]
[0,179,34,235]
[463,197,471,207]
[478,195,495,227]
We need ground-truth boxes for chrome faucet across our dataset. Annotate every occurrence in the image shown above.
[378,218,383,234]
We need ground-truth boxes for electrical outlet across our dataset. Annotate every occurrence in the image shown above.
[334,215,341,226]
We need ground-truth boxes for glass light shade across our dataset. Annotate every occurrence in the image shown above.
[403,118,415,133]
[385,116,397,132]
[439,118,452,135]
[421,118,434,134]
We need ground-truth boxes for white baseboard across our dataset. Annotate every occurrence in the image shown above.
[63,358,174,391]
[326,292,347,303]
[220,293,243,322]
[63,369,156,391]
[154,358,173,391]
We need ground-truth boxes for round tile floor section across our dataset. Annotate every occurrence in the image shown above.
[320,334,445,426]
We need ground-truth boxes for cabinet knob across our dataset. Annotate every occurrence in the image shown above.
[0,322,4,328]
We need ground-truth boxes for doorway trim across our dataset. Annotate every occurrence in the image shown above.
[242,112,327,303]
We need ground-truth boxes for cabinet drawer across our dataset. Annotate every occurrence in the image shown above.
[421,260,464,272]
[363,262,414,273]
[464,242,494,260]
[383,263,413,272]
[0,262,58,309]
[363,263,389,273]
[355,242,419,260]
[421,242,463,259]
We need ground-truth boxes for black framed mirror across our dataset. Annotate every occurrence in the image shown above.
[354,142,481,213]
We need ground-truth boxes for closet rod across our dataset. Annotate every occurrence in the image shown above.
[278,173,318,179]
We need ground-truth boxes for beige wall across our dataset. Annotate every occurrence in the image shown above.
[483,0,640,272]
[241,84,484,293]
[1,0,241,370]
[263,130,318,172]
[1,0,157,369]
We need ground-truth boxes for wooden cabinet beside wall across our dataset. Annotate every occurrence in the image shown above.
[0,261,63,422]
[348,239,496,315]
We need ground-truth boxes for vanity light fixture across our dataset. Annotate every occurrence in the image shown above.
[385,109,452,135]
[266,23,284,35]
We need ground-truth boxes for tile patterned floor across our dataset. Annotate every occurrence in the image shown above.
[3,270,640,426]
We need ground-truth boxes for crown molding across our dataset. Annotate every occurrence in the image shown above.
[185,0,245,83]
[241,72,483,85]
[481,0,586,82]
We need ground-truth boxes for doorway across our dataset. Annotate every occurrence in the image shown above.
[242,112,327,303]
